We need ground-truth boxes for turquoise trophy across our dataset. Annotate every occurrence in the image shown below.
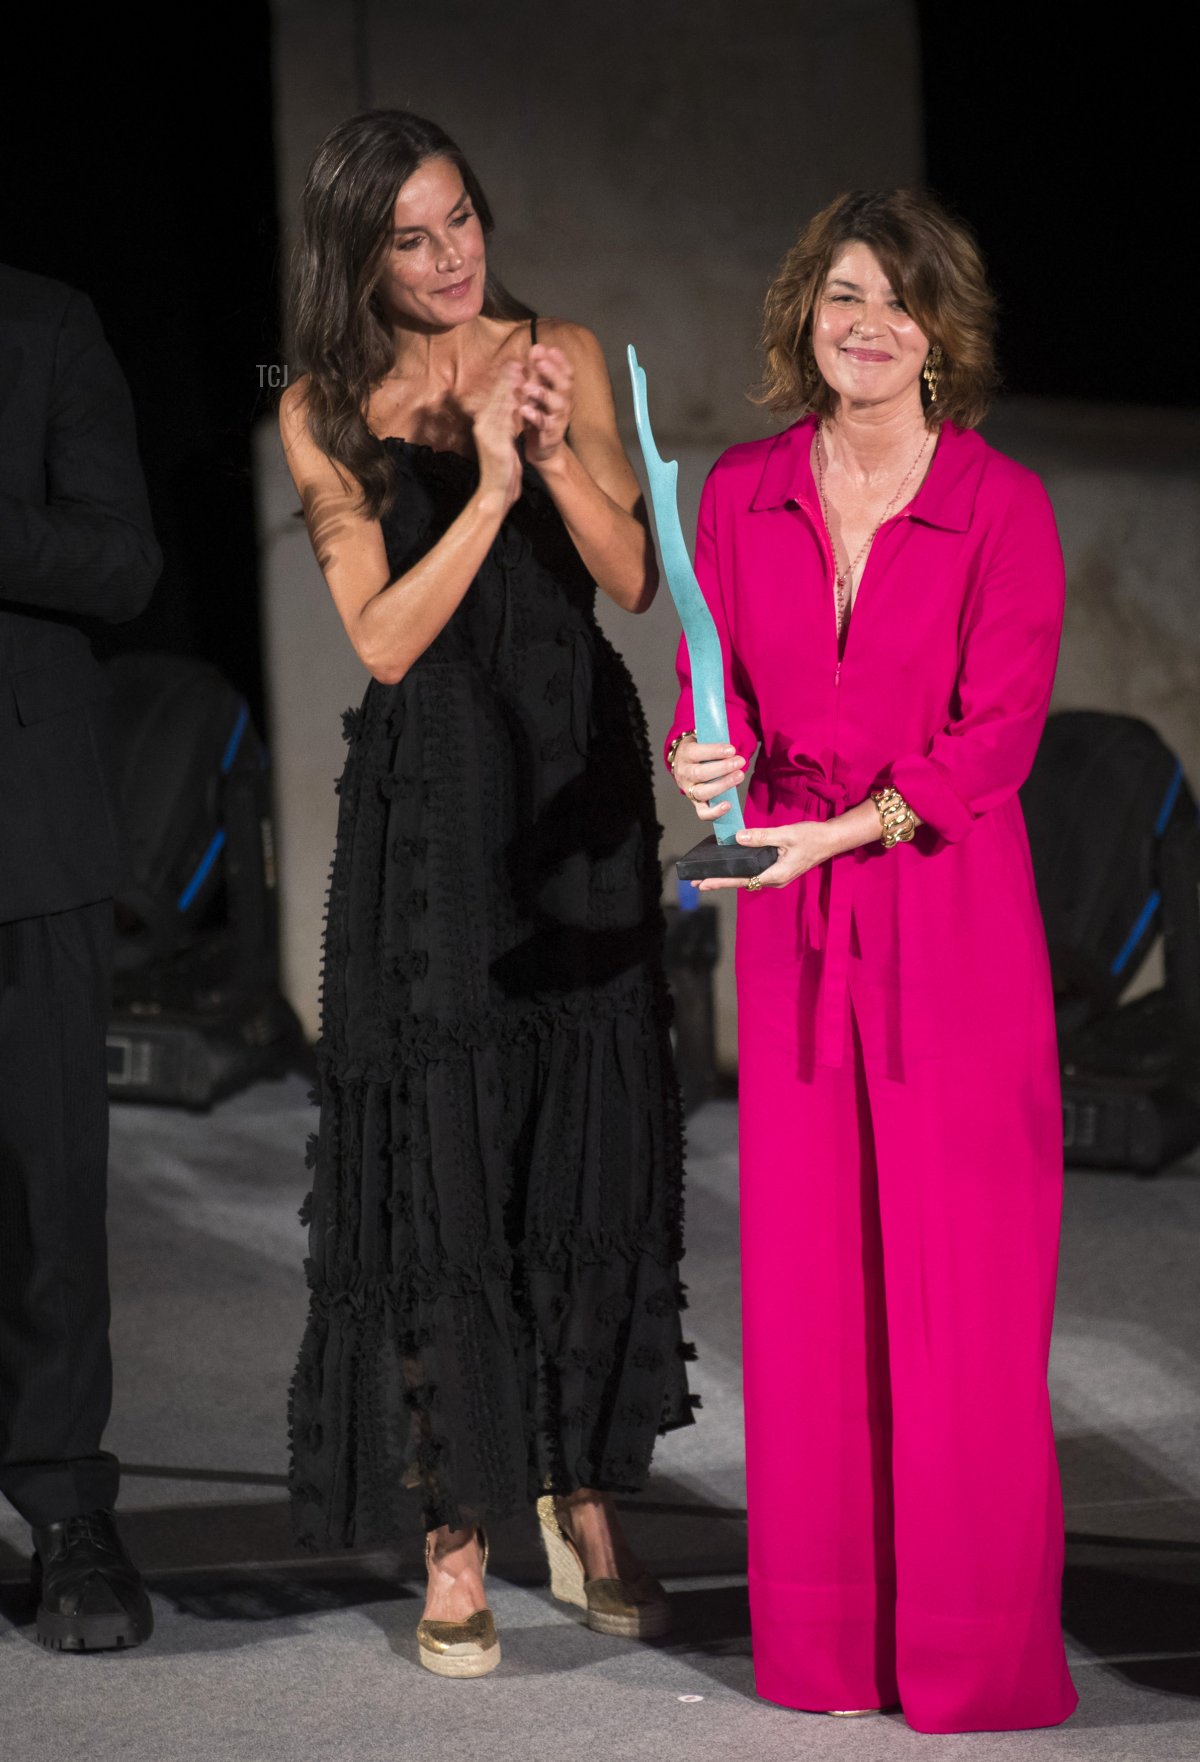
[627,345,776,881]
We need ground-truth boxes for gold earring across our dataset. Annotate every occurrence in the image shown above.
[923,345,943,403]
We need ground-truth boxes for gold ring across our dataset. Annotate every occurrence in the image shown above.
[746,875,763,892]
[686,785,698,802]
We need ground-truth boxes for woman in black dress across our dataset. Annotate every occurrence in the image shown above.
[281,112,693,1676]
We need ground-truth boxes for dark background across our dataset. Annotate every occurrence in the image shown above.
[916,7,1186,409]
[0,7,279,728]
[0,7,1184,720]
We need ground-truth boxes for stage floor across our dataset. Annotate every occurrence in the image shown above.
[2,1078,1197,1762]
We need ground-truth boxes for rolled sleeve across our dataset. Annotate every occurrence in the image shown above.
[886,475,1065,843]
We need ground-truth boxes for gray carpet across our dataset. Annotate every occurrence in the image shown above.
[1,1080,1197,1762]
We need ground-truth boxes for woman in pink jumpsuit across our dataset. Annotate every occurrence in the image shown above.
[667,191,1078,1733]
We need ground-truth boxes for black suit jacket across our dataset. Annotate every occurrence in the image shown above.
[0,264,161,923]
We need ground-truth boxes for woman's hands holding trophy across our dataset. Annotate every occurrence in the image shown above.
[520,344,574,466]
[670,737,746,821]
[672,739,835,891]
[471,360,527,515]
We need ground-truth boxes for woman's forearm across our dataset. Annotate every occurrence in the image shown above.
[533,443,658,612]
[349,487,509,684]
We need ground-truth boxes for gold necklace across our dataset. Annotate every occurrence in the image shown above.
[814,423,932,635]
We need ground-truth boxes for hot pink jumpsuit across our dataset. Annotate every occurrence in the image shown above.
[667,417,1078,1734]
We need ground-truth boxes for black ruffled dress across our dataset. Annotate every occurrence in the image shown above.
[289,416,694,1546]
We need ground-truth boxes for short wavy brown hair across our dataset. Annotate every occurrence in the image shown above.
[754,188,999,429]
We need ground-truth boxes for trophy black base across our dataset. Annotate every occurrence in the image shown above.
[677,836,778,881]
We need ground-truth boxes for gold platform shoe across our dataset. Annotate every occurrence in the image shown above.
[417,1530,500,1678]
[537,1495,672,1639]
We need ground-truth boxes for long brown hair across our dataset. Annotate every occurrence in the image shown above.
[289,110,533,518]
[754,188,998,429]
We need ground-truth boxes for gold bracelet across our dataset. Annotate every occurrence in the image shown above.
[666,729,696,775]
[870,786,916,848]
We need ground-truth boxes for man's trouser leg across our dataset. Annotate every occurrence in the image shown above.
[0,900,119,1525]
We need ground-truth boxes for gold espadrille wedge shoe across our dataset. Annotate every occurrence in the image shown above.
[537,1495,672,1639]
[417,1530,500,1678]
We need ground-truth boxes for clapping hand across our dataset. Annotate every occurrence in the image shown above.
[520,344,574,465]
[471,361,525,512]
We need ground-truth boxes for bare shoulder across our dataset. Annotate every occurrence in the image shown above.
[533,317,607,374]
[535,319,616,434]
[278,373,355,504]
[279,375,341,478]
[278,374,312,444]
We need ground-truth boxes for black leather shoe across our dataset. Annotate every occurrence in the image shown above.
[31,1509,153,1652]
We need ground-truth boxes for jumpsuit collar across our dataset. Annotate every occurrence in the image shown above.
[748,414,986,533]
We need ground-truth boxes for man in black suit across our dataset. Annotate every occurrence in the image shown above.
[0,263,161,1649]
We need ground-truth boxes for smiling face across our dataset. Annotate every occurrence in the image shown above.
[375,154,486,330]
[811,241,931,416]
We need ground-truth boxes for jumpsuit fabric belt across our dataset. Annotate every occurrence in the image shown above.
[756,771,856,1070]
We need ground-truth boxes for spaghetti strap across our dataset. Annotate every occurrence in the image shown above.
[530,314,538,345]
